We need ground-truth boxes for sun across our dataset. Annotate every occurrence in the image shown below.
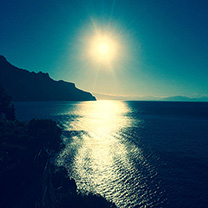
[97,42,109,55]
[88,33,119,64]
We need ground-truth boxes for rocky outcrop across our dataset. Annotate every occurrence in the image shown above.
[0,118,115,208]
[0,55,96,101]
[0,90,114,207]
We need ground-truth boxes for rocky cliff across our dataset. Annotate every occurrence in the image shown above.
[0,55,96,101]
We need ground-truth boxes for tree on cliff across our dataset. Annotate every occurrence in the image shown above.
[0,85,15,120]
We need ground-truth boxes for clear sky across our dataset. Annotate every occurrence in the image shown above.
[0,0,208,99]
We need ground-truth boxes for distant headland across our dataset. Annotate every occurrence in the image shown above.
[0,55,96,101]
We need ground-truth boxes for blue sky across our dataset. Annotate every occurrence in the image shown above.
[0,0,208,98]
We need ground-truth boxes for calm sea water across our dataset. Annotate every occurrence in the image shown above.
[15,101,208,208]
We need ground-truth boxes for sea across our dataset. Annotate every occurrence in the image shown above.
[14,100,208,208]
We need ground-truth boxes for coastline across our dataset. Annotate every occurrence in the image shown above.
[0,118,115,208]
[0,87,115,207]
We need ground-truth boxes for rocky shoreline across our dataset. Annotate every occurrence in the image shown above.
[0,86,115,208]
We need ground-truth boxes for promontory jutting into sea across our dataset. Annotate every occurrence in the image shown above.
[1,0,208,207]
[1,48,208,208]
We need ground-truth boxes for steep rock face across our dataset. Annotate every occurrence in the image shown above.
[0,55,96,101]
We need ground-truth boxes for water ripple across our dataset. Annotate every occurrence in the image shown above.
[56,101,166,207]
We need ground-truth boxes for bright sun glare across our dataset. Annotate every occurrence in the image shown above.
[97,42,109,55]
[89,33,119,64]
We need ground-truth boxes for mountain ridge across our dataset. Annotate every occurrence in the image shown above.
[93,92,208,102]
[0,55,96,101]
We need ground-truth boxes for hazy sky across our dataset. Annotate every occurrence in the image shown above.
[0,0,208,98]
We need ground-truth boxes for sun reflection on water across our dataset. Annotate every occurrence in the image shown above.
[57,101,162,207]
[70,100,130,135]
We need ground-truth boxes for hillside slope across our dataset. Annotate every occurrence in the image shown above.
[0,55,96,101]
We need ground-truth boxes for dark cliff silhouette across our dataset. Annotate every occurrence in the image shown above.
[0,55,96,101]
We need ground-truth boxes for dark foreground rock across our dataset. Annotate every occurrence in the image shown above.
[0,86,114,207]
[0,119,115,208]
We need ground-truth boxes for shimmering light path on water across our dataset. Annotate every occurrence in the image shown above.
[56,101,166,207]
[15,101,208,207]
